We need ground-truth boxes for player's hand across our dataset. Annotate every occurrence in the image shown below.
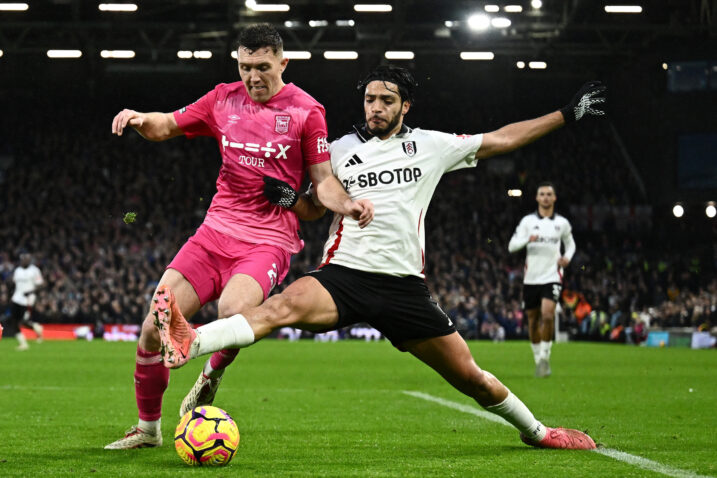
[263,176,299,208]
[528,234,539,242]
[560,81,606,124]
[346,198,374,228]
[557,257,570,267]
[112,109,146,136]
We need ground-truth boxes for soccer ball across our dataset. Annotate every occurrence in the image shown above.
[174,406,240,466]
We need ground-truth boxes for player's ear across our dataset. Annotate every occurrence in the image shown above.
[402,100,411,115]
[279,56,289,72]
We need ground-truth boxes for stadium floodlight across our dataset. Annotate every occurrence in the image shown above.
[484,5,499,13]
[354,4,392,12]
[444,20,455,27]
[672,204,684,218]
[508,189,523,197]
[491,17,511,28]
[662,62,668,70]
[385,51,414,60]
[531,0,542,9]
[98,4,138,12]
[245,0,289,12]
[504,5,523,12]
[323,51,358,60]
[47,50,82,58]
[284,20,298,27]
[706,202,716,218]
[516,61,525,68]
[309,20,329,27]
[460,51,494,60]
[177,50,193,59]
[193,50,212,59]
[528,61,547,69]
[336,19,355,26]
[604,5,643,13]
[0,3,28,10]
[467,14,490,31]
[0,50,3,57]
[283,50,312,59]
[100,50,135,59]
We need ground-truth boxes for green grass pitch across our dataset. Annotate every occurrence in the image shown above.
[0,339,715,477]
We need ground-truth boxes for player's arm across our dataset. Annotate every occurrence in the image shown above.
[111,110,183,141]
[308,161,374,229]
[475,81,606,160]
[558,227,576,267]
[508,220,533,253]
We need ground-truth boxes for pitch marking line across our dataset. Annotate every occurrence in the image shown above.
[403,391,713,478]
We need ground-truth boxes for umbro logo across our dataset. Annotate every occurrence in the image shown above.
[345,154,364,168]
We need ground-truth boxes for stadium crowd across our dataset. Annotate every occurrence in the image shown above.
[1,106,715,343]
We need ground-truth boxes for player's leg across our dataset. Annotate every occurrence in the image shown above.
[179,243,291,416]
[539,297,558,376]
[157,275,339,367]
[179,273,264,416]
[105,268,201,449]
[20,307,43,343]
[403,333,595,449]
[523,285,543,375]
[8,303,28,351]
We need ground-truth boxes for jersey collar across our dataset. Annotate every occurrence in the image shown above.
[353,123,413,143]
[535,210,556,220]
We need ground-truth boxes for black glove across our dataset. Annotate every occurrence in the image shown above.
[263,176,299,208]
[560,81,607,124]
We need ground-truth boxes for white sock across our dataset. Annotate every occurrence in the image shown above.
[541,341,552,361]
[486,392,546,441]
[195,314,255,357]
[16,333,28,348]
[138,418,160,435]
[530,343,541,364]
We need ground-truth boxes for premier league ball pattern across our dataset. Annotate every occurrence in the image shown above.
[174,406,240,466]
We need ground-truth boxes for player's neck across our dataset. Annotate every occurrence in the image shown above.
[537,206,554,218]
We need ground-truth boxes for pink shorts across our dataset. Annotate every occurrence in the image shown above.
[167,224,291,305]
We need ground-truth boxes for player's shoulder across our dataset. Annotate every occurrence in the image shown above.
[554,213,572,226]
[208,81,245,100]
[329,130,363,156]
[283,83,326,111]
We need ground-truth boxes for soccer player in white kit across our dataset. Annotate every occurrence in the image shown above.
[509,183,576,377]
[154,66,606,450]
[9,253,44,350]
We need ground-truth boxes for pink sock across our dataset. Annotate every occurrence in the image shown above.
[134,346,170,421]
[209,349,240,372]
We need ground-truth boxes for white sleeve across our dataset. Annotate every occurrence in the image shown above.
[34,267,43,286]
[508,218,531,253]
[562,222,576,261]
[429,131,484,173]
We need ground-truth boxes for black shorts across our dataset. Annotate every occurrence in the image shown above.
[306,264,456,349]
[522,283,562,309]
[6,303,27,335]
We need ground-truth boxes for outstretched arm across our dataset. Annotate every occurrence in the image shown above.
[476,81,606,160]
[308,162,374,228]
[111,110,183,141]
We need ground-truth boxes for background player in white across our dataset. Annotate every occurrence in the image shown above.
[153,66,606,450]
[9,253,44,350]
[509,183,576,377]
[105,24,373,450]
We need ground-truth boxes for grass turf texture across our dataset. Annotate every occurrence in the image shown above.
[0,339,715,477]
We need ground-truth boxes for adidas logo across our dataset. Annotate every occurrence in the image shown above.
[345,154,363,168]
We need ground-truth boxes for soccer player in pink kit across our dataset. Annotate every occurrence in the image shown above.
[105,24,373,449]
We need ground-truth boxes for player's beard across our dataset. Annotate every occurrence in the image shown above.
[366,110,402,137]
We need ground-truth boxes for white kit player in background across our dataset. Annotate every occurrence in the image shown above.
[10,253,45,350]
[509,183,576,377]
[152,65,607,451]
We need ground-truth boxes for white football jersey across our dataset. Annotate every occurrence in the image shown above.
[319,125,483,277]
[508,212,576,284]
[12,264,43,306]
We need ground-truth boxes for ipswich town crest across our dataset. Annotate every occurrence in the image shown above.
[402,140,417,157]
[275,115,291,134]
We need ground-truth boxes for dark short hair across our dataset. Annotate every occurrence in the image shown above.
[537,181,556,194]
[357,65,418,104]
[238,23,283,54]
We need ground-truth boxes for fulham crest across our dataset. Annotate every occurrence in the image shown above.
[402,141,417,158]
[275,115,291,134]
